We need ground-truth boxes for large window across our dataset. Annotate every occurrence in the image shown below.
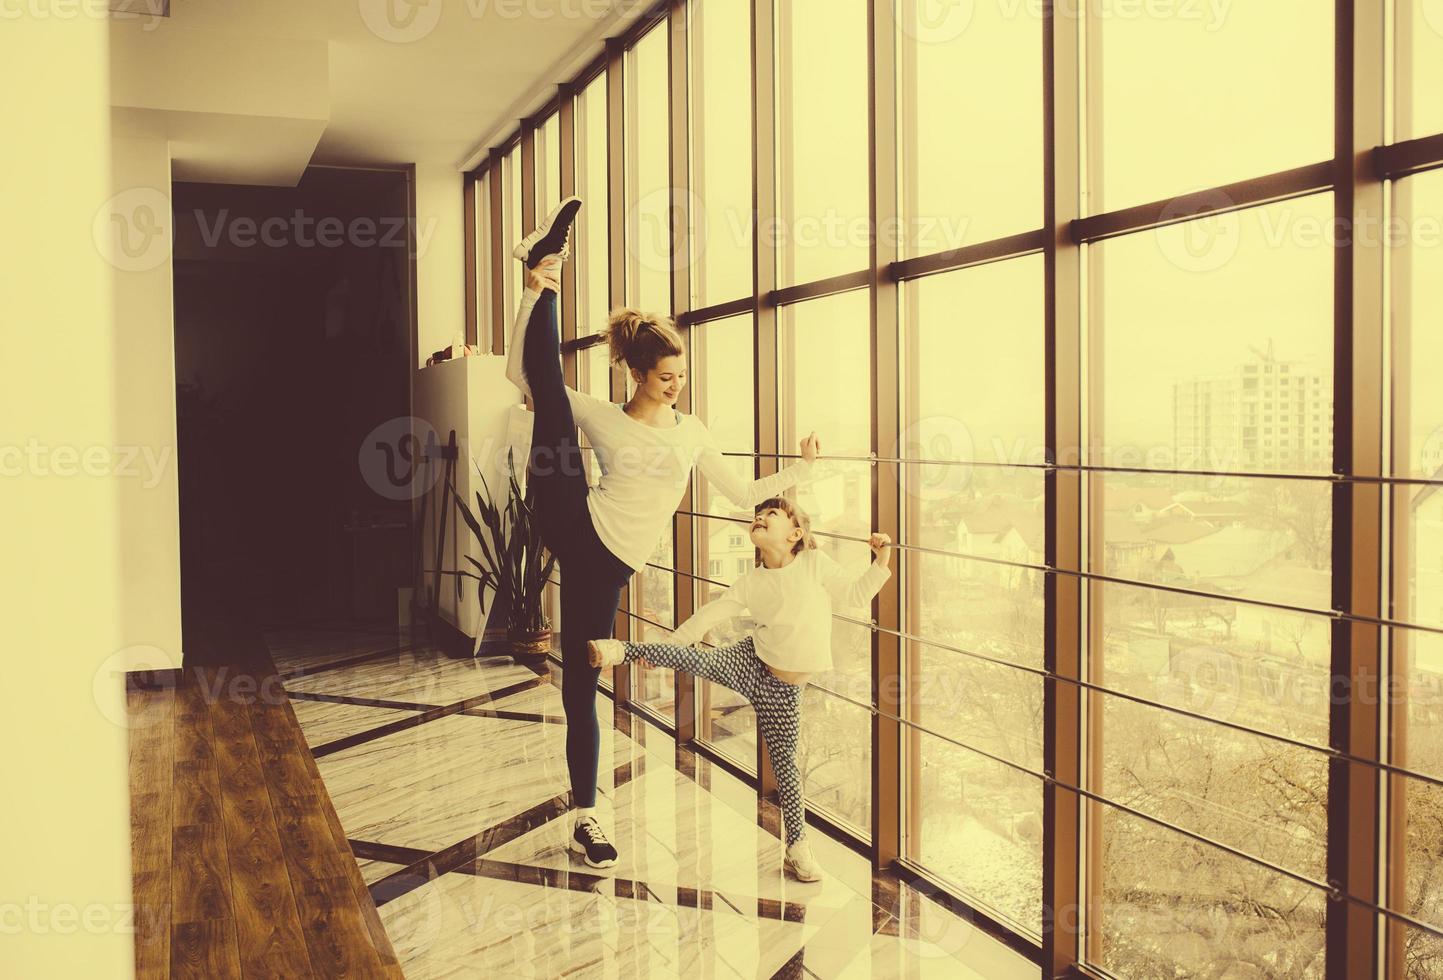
[779,290,873,835]
[898,0,1042,257]
[1389,152,1443,979]
[474,169,491,347]
[900,256,1046,933]
[463,5,1443,975]
[632,533,677,723]
[1090,2,1332,213]
[624,23,671,314]
[691,313,758,770]
[574,68,612,450]
[576,73,610,343]
[535,111,561,221]
[1398,0,1443,142]
[500,145,521,354]
[1084,91,1337,980]
[688,0,753,306]
[775,0,868,286]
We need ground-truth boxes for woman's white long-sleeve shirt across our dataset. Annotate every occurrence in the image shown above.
[506,287,813,572]
[669,551,892,673]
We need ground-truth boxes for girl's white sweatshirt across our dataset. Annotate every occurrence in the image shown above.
[669,550,892,673]
[506,287,813,573]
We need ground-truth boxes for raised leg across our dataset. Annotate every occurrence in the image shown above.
[520,290,589,551]
[619,637,768,704]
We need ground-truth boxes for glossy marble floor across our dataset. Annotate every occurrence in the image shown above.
[268,626,1039,980]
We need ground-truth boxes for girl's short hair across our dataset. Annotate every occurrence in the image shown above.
[603,307,685,376]
[755,496,817,559]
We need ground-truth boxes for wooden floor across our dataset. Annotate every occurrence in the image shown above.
[128,663,404,978]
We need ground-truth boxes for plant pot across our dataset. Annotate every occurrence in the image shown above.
[507,628,552,659]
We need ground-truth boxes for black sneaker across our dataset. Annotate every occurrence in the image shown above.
[570,816,618,869]
[513,195,582,268]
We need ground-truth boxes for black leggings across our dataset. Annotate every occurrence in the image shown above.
[522,290,634,809]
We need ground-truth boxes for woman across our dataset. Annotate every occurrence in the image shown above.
[505,196,819,868]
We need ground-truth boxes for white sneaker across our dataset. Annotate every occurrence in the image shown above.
[784,836,824,882]
[570,815,619,868]
[513,195,581,267]
[587,638,625,668]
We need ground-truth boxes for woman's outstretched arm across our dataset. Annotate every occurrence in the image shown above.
[504,288,540,398]
[503,257,560,398]
[694,429,819,508]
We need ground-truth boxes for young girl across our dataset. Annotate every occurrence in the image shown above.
[505,196,820,869]
[586,497,893,882]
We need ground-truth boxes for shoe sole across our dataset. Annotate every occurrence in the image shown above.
[586,639,619,669]
[513,196,581,266]
[783,859,822,883]
[569,836,618,869]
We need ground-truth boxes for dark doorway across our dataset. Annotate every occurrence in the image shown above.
[172,167,416,665]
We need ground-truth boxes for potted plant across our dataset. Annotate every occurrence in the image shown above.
[450,449,557,659]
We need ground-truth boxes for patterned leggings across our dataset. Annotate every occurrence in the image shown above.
[621,637,807,845]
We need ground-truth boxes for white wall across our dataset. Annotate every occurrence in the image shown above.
[413,356,525,644]
[1,7,134,977]
[415,162,467,368]
[111,134,184,673]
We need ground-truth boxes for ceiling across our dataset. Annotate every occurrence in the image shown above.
[111,0,645,180]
